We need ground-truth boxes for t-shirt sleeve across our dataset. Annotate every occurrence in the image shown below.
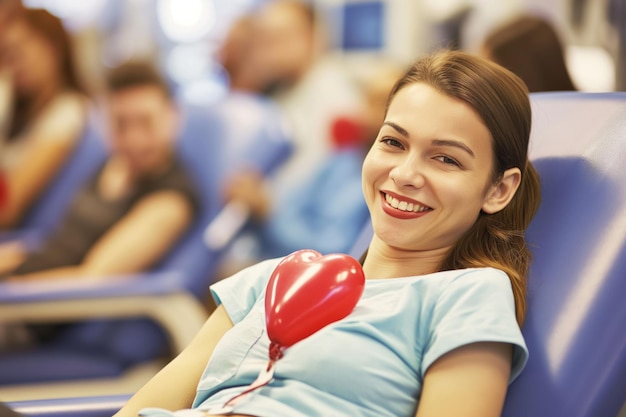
[210,258,283,324]
[421,268,529,383]
[145,159,201,216]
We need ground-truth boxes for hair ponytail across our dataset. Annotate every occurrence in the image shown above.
[440,162,540,325]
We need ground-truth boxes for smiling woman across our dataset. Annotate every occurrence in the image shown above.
[378,51,541,325]
[114,50,541,417]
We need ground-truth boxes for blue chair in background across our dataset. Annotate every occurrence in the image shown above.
[0,92,293,400]
[499,92,626,417]
[8,92,626,416]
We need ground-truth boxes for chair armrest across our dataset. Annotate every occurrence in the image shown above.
[9,394,131,417]
[0,272,208,353]
[0,229,43,249]
[0,271,190,302]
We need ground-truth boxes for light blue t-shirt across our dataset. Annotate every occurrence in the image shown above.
[183,258,528,417]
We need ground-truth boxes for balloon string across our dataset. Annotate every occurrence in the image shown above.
[214,343,283,412]
[222,360,275,409]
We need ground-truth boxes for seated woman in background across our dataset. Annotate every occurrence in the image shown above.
[114,50,541,417]
[481,14,577,92]
[0,8,88,228]
[0,61,198,281]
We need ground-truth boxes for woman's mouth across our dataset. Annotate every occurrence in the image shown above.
[381,192,433,219]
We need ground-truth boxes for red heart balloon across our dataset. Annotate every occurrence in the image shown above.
[265,249,365,359]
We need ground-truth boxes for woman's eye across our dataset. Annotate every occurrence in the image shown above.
[434,155,461,167]
[380,137,403,148]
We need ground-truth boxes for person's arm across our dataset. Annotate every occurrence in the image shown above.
[415,342,512,417]
[12,190,194,281]
[0,240,26,275]
[0,93,87,229]
[222,171,271,221]
[0,136,78,228]
[114,305,234,417]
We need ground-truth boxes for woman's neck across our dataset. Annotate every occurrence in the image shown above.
[361,236,450,279]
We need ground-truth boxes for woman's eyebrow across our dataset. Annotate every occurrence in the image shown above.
[382,121,409,137]
[383,121,476,158]
[431,139,475,158]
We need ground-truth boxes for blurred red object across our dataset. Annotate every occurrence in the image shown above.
[330,116,366,149]
[0,171,8,209]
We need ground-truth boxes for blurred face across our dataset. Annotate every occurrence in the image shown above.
[362,83,498,252]
[249,2,315,86]
[0,19,60,96]
[0,0,21,27]
[107,85,179,174]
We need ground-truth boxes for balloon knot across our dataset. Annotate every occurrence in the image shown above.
[268,341,284,362]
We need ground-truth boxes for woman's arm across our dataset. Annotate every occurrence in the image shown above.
[415,342,512,417]
[0,240,26,275]
[0,95,86,228]
[114,305,235,417]
[0,137,78,227]
[11,190,193,281]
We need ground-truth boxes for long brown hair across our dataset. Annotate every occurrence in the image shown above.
[483,15,576,92]
[387,50,541,325]
[8,8,83,137]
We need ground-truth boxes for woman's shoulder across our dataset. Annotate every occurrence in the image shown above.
[43,89,88,118]
[366,267,513,308]
[445,267,511,288]
[31,89,88,139]
[210,258,284,324]
[373,267,510,288]
[427,267,513,299]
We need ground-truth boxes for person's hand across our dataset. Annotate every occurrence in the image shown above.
[222,171,271,221]
[0,240,26,275]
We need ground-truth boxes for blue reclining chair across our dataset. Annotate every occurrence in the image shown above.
[500,93,626,417]
[0,92,293,401]
[9,92,626,416]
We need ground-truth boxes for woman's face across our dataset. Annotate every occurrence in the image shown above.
[362,82,499,253]
[0,20,60,96]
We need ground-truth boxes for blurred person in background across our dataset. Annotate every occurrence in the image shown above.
[245,0,362,190]
[481,14,577,92]
[0,31,26,407]
[0,7,88,228]
[217,60,404,277]
[217,14,264,94]
[0,61,198,284]
[0,0,21,26]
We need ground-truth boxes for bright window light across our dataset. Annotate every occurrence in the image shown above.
[23,0,106,28]
[157,0,216,43]
[165,44,210,83]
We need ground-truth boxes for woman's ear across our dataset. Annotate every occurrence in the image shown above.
[482,167,522,214]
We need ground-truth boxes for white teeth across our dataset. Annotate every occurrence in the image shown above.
[384,193,430,213]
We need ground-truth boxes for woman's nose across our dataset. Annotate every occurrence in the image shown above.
[389,155,426,188]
